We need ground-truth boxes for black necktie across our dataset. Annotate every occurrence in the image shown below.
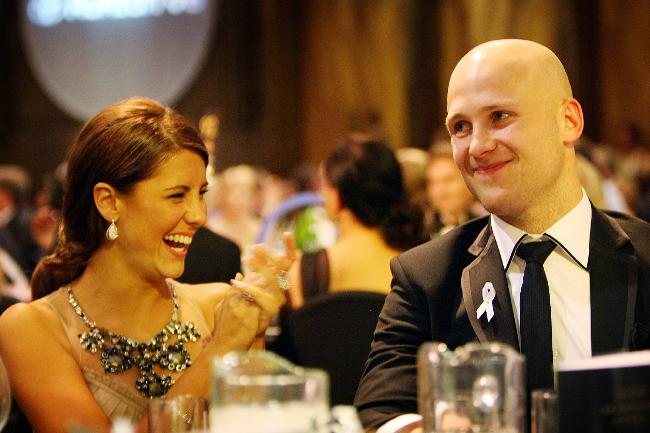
[517,240,556,392]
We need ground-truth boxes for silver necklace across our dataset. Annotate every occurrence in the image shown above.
[66,285,201,398]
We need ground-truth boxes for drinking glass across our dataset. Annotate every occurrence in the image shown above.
[0,355,11,431]
[531,389,558,433]
[417,342,525,433]
[148,394,209,433]
[210,351,329,433]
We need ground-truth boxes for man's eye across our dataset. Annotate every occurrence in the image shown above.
[493,111,510,121]
[452,121,471,135]
[169,193,185,199]
[199,189,208,198]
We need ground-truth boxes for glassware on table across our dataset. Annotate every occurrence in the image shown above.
[148,394,209,433]
[417,342,525,433]
[0,355,11,431]
[210,351,329,433]
[530,389,558,433]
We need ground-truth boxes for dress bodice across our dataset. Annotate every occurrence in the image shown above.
[44,286,211,421]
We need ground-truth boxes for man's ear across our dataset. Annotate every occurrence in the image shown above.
[562,98,584,147]
[93,182,119,222]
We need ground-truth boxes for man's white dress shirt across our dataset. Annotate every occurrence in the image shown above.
[491,190,593,367]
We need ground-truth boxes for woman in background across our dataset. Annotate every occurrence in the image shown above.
[206,164,261,250]
[0,97,293,433]
[425,141,481,237]
[287,135,426,308]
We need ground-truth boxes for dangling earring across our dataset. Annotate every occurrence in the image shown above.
[106,219,119,241]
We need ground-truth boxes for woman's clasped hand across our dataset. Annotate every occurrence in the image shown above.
[203,232,296,350]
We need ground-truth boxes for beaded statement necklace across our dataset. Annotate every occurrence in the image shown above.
[66,285,201,398]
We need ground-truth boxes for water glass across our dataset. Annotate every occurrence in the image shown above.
[531,389,558,433]
[417,342,525,433]
[148,394,209,433]
[210,351,329,433]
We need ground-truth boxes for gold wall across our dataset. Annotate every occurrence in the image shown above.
[297,0,648,166]
[1,0,647,182]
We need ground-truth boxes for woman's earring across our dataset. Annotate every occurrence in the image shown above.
[105,219,119,241]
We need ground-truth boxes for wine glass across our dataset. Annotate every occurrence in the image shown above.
[0,355,11,430]
[148,395,209,433]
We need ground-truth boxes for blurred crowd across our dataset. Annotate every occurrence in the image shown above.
[2,123,649,307]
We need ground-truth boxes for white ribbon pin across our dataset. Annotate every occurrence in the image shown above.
[476,282,496,322]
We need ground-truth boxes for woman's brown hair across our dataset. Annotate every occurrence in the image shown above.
[31,97,208,299]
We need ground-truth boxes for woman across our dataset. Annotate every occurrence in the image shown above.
[206,164,261,250]
[0,97,293,433]
[287,135,426,308]
[425,141,481,237]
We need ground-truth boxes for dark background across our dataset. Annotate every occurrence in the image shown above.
[1,0,648,192]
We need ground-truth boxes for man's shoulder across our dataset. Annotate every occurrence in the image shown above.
[601,210,650,248]
[396,215,489,269]
[590,209,650,272]
[604,210,650,232]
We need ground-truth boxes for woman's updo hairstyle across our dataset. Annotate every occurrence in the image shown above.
[323,135,426,250]
[31,97,208,299]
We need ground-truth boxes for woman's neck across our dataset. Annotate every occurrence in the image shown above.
[336,210,371,237]
[335,210,398,253]
[71,248,172,337]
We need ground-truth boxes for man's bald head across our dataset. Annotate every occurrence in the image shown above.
[445,39,585,233]
[448,39,573,108]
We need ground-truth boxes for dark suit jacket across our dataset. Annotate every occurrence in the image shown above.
[178,227,241,284]
[354,207,650,429]
[0,211,41,277]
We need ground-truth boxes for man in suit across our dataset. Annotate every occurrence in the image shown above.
[0,178,42,277]
[354,39,650,432]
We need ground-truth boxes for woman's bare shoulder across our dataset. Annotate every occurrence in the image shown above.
[0,298,58,331]
[0,297,67,356]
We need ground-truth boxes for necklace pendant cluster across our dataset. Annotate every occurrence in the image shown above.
[67,284,201,398]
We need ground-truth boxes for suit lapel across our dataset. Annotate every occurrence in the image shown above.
[589,208,638,354]
[461,225,519,348]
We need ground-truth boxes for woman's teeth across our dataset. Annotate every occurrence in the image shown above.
[163,234,192,250]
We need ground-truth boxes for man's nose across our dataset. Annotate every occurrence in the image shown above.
[468,125,497,157]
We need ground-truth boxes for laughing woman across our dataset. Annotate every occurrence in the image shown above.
[0,97,293,433]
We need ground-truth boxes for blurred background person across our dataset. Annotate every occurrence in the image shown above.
[626,148,650,222]
[30,163,66,259]
[257,169,299,222]
[0,166,42,278]
[0,244,30,303]
[576,137,632,214]
[206,164,261,250]
[0,258,19,308]
[575,153,606,208]
[286,135,427,308]
[256,163,337,256]
[395,146,431,225]
[425,140,483,237]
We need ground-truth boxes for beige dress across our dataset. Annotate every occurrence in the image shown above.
[44,287,211,421]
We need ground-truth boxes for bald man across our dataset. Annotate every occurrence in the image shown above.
[354,40,650,432]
